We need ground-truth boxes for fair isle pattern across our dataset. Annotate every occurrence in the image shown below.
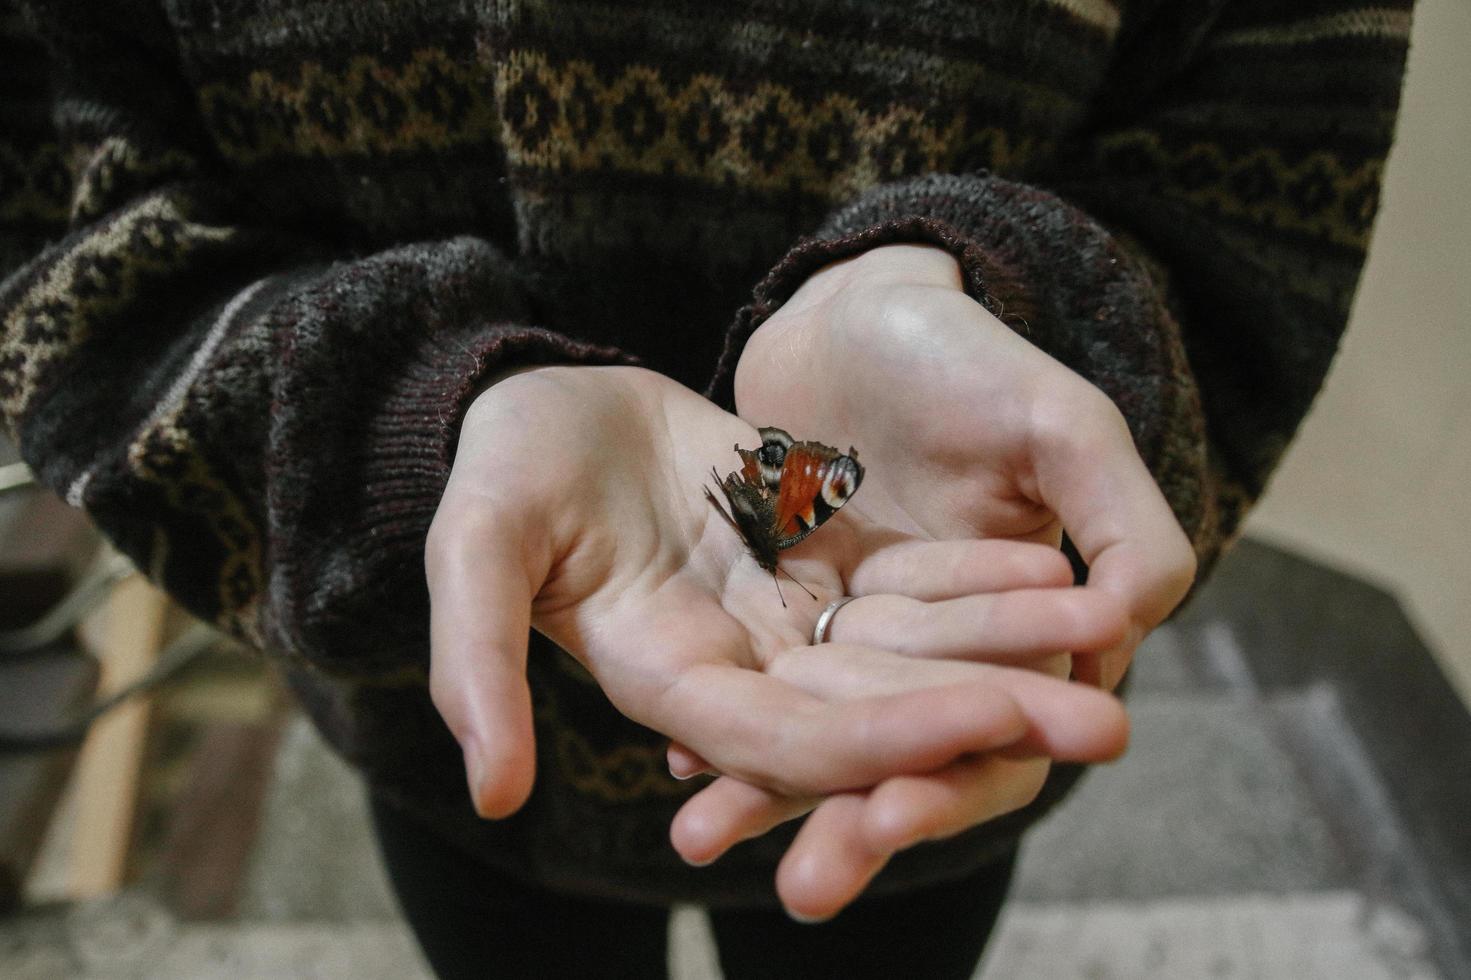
[0,180,264,641]
[186,41,1389,256]
[1211,7,1414,47]
[0,193,233,432]
[126,415,266,645]
[496,52,1041,201]
[1096,133,1386,250]
[198,47,1055,196]
[66,137,199,223]
[535,669,688,802]
[123,279,272,645]
[197,48,500,163]
[553,725,689,802]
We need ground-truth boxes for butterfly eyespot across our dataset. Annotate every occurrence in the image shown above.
[758,427,795,450]
[755,443,786,486]
[754,428,793,487]
[820,457,862,508]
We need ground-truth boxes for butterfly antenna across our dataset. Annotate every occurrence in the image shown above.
[772,572,787,608]
[778,565,819,601]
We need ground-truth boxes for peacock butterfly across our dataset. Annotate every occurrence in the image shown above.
[704,427,864,602]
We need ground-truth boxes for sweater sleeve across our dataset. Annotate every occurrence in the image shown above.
[710,1,1413,579]
[1,2,634,676]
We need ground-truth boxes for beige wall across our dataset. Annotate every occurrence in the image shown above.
[1245,0,1471,704]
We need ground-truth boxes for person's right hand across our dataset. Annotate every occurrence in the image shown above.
[426,364,1129,834]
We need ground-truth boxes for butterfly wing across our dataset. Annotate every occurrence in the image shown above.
[708,429,863,569]
[771,443,864,549]
[734,427,794,490]
[753,427,794,488]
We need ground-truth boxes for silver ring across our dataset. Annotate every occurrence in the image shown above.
[812,596,857,645]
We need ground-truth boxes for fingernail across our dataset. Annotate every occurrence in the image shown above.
[786,907,832,925]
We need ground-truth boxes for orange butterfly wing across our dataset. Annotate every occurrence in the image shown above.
[772,445,862,547]
[773,451,826,541]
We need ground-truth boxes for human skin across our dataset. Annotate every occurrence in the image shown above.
[664,244,1197,918]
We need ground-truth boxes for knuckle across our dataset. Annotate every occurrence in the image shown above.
[425,499,485,577]
[1054,596,1098,647]
[423,511,456,578]
[426,498,517,586]
[1033,382,1130,453]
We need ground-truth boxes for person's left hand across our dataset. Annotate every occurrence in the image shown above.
[666,242,1196,920]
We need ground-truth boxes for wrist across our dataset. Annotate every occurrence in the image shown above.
[735,244,962,414]
[779,243,962,318]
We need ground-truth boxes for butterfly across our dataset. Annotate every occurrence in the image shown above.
[704,427,864,604]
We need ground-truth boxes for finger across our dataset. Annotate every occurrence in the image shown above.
[861,755,1051,853]
[649,663,1031,796]
[667,740,714,780]
[1029,394,1198,683]
[766,645,1130,762]
[426,501,548,819]
[847,537,1074,600]
[776,794,891,923]
[670,776,817,867]
[817,588,1129,663]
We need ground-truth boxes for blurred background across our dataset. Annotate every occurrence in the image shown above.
[1,2,1467,979]
[1245,0,1471,706]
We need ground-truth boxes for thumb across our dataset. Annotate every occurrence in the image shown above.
[426,504,544,818]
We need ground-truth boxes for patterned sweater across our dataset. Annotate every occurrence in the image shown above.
[1,0,1410,905]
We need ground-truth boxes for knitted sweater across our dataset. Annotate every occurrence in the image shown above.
[1,0,1410,905]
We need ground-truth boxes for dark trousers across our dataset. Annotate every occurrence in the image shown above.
[371,795,1017,980]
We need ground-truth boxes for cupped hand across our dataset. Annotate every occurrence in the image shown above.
[426,364,1129,901]
[734,243,1198,690]
[675,243,1198,920]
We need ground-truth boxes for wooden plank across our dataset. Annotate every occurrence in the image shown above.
[65,575,170,897]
